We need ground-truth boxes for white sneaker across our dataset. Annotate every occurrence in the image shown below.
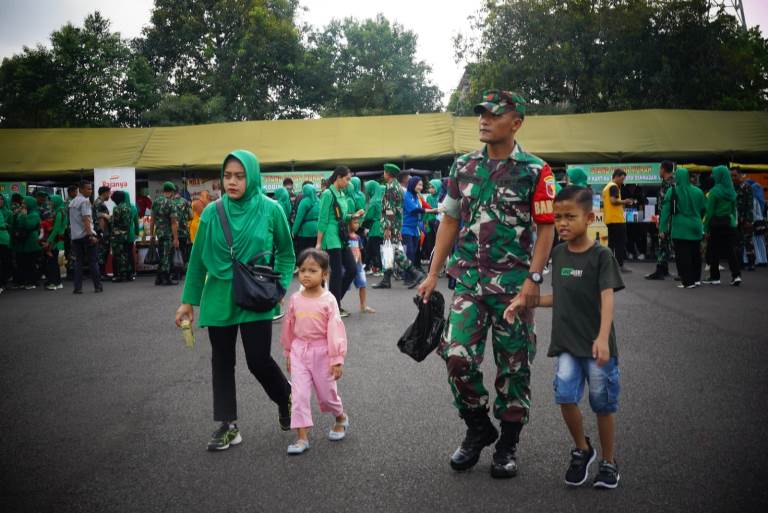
[45,284,57,291]
[0,287,4,295]
[637,254,646,261]
[24,285,36,290]
[702,279,721,285]
[730,276,742,286]
[56,284,64,289]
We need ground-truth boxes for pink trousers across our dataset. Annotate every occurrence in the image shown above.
[289,339,344,429]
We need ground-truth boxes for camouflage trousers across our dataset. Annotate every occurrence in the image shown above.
[438,286,536,423]
[110,238,130,278]
[655,234,671,265]
[157,237,174,274]
[393,243,414,273]
[738,226,755,266]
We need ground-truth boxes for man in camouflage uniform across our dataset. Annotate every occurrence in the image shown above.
[646,160,675,280]
[93,186,112,276]
[419,90,556,478]
[109,191,132,282]
[372,163,425,289]
[732,169,755,270]
[150,182,179,285]
[172,192,192,280]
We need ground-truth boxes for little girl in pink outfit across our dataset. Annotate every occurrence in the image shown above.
[281,248,349,454]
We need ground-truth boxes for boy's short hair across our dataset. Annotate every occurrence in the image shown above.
[660,160,674,173]
[555,186,593,211]
[282,177,293,186]
[612,169,626,179]
[98,186,111,195]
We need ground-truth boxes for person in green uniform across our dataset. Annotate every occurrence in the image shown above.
[273,187,293,222]
[419,90,556,478]
[109,191,133,282]
[123,192,140,280]
[702,165,741,285]
[349,177,367,213]
[14,196,43,289]
[566,167,589,188]
[646,160,675,280]
[43,195,67,290]
[0,193,12,293]
[176,149,294,452]
[363,180,384,275]
[372,163,424,289]
[422,178,443,261]
[292,183,320,257]
[316,166,364,317]
[172,192,193,281]
[150,182,179,286]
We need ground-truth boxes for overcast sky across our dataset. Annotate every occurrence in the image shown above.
[1,0,767,104]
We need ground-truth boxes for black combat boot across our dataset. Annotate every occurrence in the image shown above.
[644,264,667,280]
[407,268,425,289]
[154,273,163,285]
[491,421,522,478]
[450,409,499,471]
[162,272,178,286]
[372,270,392,289]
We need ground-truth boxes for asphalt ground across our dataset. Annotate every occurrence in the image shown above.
[1,262,767,513]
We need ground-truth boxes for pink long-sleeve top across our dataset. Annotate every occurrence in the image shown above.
[280,290,348,366]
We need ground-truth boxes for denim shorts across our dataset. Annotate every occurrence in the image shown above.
[554,352,620,414]
[353,261,366,289]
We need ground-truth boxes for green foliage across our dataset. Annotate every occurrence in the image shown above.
[0,46,63,128]
[302,14,443,116]
[455,0,768,114]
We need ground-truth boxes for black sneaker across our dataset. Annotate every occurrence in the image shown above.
[565,437,596,486]
[339,308,350,318]
[279,395,291,431]
[730,276,742,286]
[207,422,242,451]
[593,460,620,489]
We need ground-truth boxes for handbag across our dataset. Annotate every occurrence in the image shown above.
[143,242,160,265]
[172,247,185,270]
[397,292,446,362]
[380,240,395,270]
[332,192,349,244]
[215,200,285,312]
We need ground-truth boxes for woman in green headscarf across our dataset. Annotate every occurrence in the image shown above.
[176,150,294,451]
[0,193,12,292]
[349,176,367,213]
[702,165,741,285]
[123,191,140,279]
[422,178,443,259]
[14,196,42,289]
[659,167,705,288]
[43,195,67,290]
[292,182,320,257]
[362,181,384,275]
[273,187,293,222]
[567,167,590,188]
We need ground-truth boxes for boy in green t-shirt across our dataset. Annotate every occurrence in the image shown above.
[505,186,624,489]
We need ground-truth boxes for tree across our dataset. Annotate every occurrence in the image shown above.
[302,15,443,117]
[454,0,768,114]
[0,46,63,128]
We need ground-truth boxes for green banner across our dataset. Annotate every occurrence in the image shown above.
[567,163,661,185]
[261,171,332,193]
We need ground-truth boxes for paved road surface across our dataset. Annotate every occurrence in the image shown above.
[1,263,767,512]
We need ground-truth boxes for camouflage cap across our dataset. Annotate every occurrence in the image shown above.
[473,89,526,118]
[383,163,401,175]
[162,181,177,192]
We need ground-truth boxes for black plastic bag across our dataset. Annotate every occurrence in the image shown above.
[397,291,445,362]
[144,243,160,266]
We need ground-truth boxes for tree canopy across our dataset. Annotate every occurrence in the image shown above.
[450,0,768,115]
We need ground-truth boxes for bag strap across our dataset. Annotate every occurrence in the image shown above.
[215,200,236,261]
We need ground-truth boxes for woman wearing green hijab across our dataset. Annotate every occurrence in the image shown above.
[43,195,67,290]
[567,167,590,188]
[273,187,293,222]
[0,193,12,293]
[123,191,140,280]
[659,167,705,288]
[292,182,320,256]
[423,178,443,259]
[349,176,367,213]
[14,196,42,289]
[363,180,384,274]
[176,150,294,451]
[703,165,741,285]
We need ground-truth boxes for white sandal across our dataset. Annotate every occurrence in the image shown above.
[328,415,349,441]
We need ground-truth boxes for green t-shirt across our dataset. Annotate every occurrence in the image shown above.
[547,242,624,359]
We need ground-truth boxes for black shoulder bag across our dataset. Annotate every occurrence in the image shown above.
[331,192,350,244]
[215,200,286,312]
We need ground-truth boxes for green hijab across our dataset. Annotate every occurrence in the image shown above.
[672,167,698,216]
[199,150,267,280]
[0,193,11,219]
[301,183,318,205]
[710,165,737,202]
[273,187,292,219]
[429,179,442,197]
[372,181,385,204]
[364,180,378,202]
[567,167,589,187]
[23,195,38,211]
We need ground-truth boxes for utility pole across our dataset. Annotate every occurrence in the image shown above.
[710,0,747,30]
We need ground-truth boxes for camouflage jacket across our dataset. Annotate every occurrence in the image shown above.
[380,179,404,239]
[111,203,132,242]
[736,182,754,224]
[443,144,556,295]
[173,197,192,239]
[657,177,674,215]
[153,195,178,238]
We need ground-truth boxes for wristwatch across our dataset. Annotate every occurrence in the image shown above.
[527,271,544,285]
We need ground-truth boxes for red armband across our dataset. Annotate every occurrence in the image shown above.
[531,164,556,224]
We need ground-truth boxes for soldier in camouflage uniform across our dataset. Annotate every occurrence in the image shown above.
[732,169,755,270]
[93,186,112,276]
[371,163,425,289]
[150,182,179,285]
[172,193,193,280]
[418,90,556,478]
[109,191,132,282]
[646,160,675,280]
